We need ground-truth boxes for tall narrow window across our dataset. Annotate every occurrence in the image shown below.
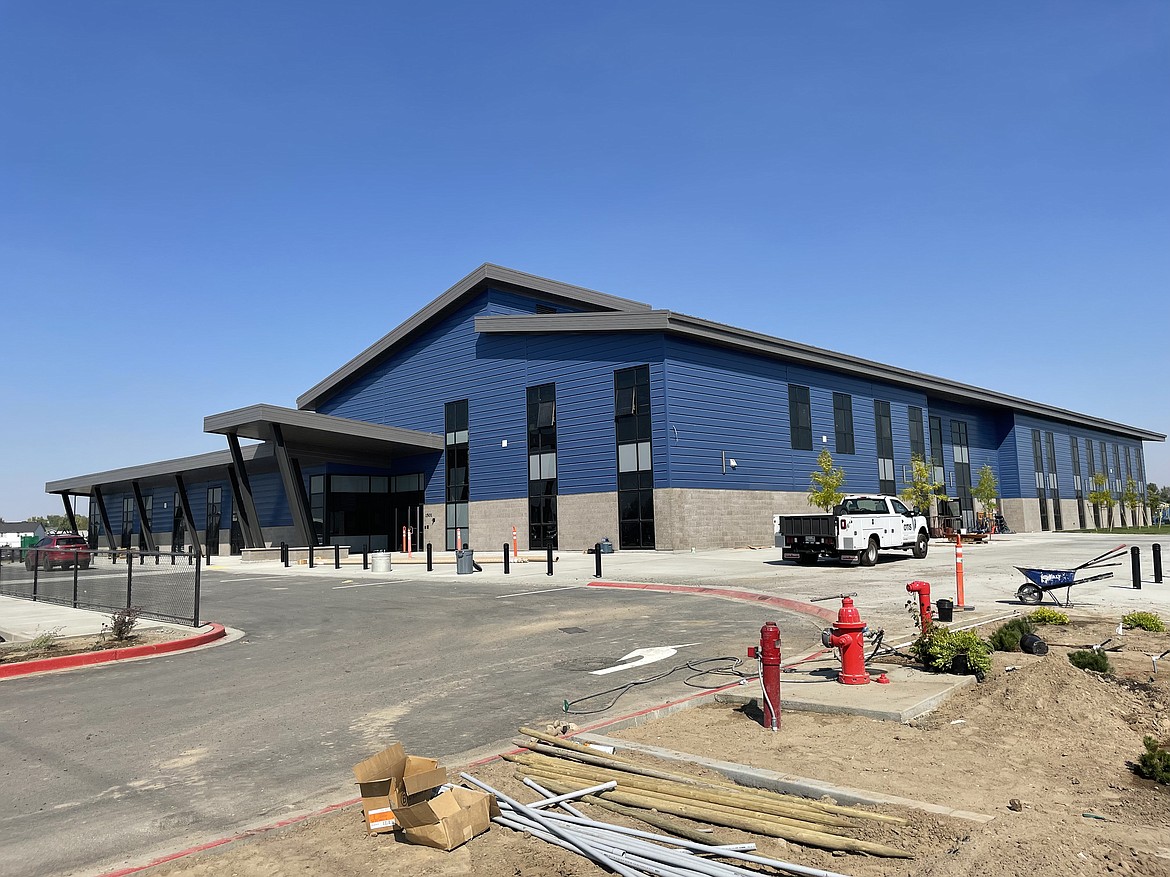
[615,365,654,549]
[832,393,855,455]
[1033,430,1049,531]
[788,385,812,451]
[1071,438,1085,530]
[1137,446,1147,525]
[929,416,945,486]
[1112,444,1125,526]
[445,400,469,550]
[908,406,926,463]
[1045,432,1062,530]
[527,383,558,550]
[1086,439,1100,528]
[874,401,894,495]
[951,420,973,529]
[310,475,325,545]
[206,487,222,555]
[88,490,101,549]
[121,496,135,549]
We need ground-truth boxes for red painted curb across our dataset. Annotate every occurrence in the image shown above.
[586,580,838,622]
[0,623,227,680]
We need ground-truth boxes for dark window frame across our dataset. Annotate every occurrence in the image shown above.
[788,384,812,451]
[832,392,855,455]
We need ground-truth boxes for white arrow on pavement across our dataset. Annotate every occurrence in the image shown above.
[590,643,699,676]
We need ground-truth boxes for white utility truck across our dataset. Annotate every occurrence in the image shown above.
[774,495,930,567]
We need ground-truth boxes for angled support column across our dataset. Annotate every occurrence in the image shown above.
[92,486,117,550]
[174,473,202,558]
[271,423,315,546]
[58,492,79,534]
[132,481,157,552]
[225,433,264,548]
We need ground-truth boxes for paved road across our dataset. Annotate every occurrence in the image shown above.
[0,569,820,877]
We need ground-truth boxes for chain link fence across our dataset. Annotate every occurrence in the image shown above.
[0,547,201,627]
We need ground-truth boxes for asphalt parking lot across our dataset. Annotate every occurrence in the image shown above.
[1,531,1167,877]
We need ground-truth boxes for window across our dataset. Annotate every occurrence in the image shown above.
[121,497,134,549]
[1112,444,1125,526]
[615,366,654,549]
[527,383,558,549]
[1071,438,1085,529]
[908,406,925,463]
[788,385,812,451]
[951,420,973,529]
[206,486,222,555]
[172,491,186,552]
[1086,439,1100,528]
[890,498,912,515]
[310,474,325,545]
[445,400,469,550]
[874,401,894,495]
[929,416,945,486]
[1033,429,1049,531]
[833,393,854,455]
[1045,432,1062,530]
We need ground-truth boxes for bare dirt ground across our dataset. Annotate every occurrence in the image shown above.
[145,615,1170,877]
[0,629,173,664]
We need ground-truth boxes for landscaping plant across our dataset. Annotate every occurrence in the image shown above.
[1134,736,1170,785]
[1068,649,1111,673]
[989,617,1035,652]
[1028,608,1070,625]
[1121,611,1165,633]
[103,607,141,643]
[912,626,993,681]
[25,627,63,655]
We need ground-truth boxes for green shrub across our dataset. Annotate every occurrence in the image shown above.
[1068,649,1111,673]
[1134,736,1170,784]
[102,607,140,643]
[989,617,1035,652]
[25,627,63,654]
[1121,612,1165,633]
[1028,608,1070,625]
[912,626,993,680]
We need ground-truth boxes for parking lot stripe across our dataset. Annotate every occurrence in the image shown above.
[496,585,584,598]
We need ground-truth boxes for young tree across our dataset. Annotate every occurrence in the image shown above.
[901,453,947,517]
[808,448,846,512]
[971,464,1000,536]
[1121,478,1142,528]
[1088,472,1113,531]
[1148,483,1165,527]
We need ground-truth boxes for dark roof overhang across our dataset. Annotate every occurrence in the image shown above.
[46,444,269,496]
[203,404,444,457]
[475,310,1165,443]
[296,263,653,411]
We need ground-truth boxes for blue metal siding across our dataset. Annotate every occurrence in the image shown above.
[998,424,1024,499]
[251,470,291,528]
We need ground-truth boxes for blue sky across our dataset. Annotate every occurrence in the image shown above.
[1,1,1167,520]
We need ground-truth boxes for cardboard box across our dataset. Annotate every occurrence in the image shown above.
[394,785,499,851]
[352,743,447,834]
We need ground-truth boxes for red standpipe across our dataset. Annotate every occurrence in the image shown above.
[906,580,933,629]
[747,621,782,730]
[823,597,870,685]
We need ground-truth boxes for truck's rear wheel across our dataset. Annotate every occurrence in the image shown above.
[796,552,818,566]
[859,537,879,567]
[912,529,929,558]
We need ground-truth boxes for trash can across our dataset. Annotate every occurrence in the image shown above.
[456,548,475,575]
[936,598,954,623]
[600,538,614,555]
[370,551,392,573]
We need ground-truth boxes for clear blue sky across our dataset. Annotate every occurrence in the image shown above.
[2,1,1167,521]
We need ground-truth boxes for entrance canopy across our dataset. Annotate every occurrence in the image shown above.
[203,404,444,456]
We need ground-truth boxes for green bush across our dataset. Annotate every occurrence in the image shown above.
[24,627,63,654]
[1134,736,1170,784]
[1028,608,1070,625]
[1121,611,1165,633]
[102,607,140,643]
[912,626,993,680]
[989,617,1035,652]
[1068,649,1111,673]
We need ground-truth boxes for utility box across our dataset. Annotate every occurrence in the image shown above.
[455,549,475,574]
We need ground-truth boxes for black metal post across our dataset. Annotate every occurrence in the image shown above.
[546,546,554,576]
[363,547,368,570]
[193,552,201,627]
[32,559,38,602]
[426,542,433,572]
[1154,543,1163,584]
[281,541,289,567]
[1131,546,1141,589]
[594,543,602,579]
[72,555,79,608]
[127,547,134,608]
[334,544,340,570]
[308,544,314,568]
[206,539,212,568]
[503,544,510,575]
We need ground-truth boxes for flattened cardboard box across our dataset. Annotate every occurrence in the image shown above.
[352,742,447,833]
[394,786,499,851]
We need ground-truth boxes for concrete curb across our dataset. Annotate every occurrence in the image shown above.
[0,623,227,680]
[576,733,996,824]
[587,580,839,622]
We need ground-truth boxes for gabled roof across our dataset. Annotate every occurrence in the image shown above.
[297,263,653,411]
[474,310,1165,443]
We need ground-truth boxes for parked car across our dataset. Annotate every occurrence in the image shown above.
[24,533,91,571]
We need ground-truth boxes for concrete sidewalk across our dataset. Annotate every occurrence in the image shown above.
[0,595,194,642]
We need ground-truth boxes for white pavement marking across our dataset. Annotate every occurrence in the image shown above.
[333,581,394,590]
[496,586,585,599]
[591,643,700,676]
[218,576,286,582]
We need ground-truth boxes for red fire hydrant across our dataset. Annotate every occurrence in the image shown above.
[747,621,782,730]
[821,597,870,685]
[906,580,933,629]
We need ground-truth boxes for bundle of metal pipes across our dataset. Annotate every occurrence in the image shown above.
[461,771,858,877]
[505,727,910,859]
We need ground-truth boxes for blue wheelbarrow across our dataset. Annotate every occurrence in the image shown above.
[1015,544,1128,606]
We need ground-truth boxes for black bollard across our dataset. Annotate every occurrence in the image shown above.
[503,544,510,575]
[594,542,602,578]
[1131,545,1141,589]
[363,547,368,570]
[308,544,314,569]
[334,544,341,570]
[1154,543,1162,584]
[281,541,289,567]
[546,546,554,576]
[426,542,433,572]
